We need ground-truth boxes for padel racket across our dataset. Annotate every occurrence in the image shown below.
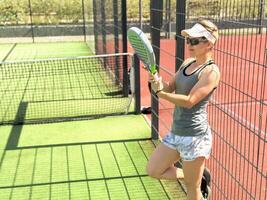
[127,27,158,79]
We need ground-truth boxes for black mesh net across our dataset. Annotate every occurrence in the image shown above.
[0,53,131,124]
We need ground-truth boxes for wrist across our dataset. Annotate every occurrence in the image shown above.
[155,89,164,96]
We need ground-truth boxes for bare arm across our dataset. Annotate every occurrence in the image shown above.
[149,73,177,93]
[161,75,176,93]
[149,58,195,94]
[156,65,220,108]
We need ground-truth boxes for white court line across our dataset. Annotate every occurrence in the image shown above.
[210,98,266,137]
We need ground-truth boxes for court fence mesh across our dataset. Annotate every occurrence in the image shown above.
[0,0,123,55]
[0,0,87,43]
[136,0,266,200]
[0,53,134,125]
[0,0,266,199]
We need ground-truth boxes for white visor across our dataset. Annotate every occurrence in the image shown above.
[181,23,216,44]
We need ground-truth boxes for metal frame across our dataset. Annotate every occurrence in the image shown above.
[150,0,163,140]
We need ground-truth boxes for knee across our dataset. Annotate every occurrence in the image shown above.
[146,163,161,179]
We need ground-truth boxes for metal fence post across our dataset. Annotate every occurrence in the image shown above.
[113,0,119,54]
[175,0,186,71]
[92,0,98,54]
[139,0,143,29]
[113,0,120,84]
[122,0,128,97]
[151,0,163,140]
[28,0,34,43]
[81,0,86,42]
[101,0,107,55]
[165,0,171,38]
[258,0,265,34]
[133,54,141,114]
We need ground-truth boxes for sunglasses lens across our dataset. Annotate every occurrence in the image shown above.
[186,38,200,46]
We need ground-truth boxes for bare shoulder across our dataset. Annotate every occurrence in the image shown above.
[199,63,220,85]
[200,63,220,75]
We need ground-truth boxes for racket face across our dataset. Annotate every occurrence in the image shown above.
[127,27,157,74]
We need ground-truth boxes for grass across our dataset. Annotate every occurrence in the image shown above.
[0,44,15,61]
[18,115,151,147]
[0,43,130,124]
[1,42,92,61]
[0,41,187,199]
[0,115,186,199]
[0,62,130,123]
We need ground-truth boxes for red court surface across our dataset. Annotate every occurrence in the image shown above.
[105,33,266,199]
[136,34,267,200]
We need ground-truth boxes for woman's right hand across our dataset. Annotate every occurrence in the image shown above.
[148,73,154,83]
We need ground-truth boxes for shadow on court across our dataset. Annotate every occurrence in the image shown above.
[0,113,187,199]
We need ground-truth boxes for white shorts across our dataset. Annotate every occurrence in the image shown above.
[162,129,212,161]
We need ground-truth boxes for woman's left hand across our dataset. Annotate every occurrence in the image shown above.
[151,76,164,93]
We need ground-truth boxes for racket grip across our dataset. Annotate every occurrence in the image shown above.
[152,72,159,81]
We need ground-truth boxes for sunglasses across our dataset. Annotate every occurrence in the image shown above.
[186,37,208,46]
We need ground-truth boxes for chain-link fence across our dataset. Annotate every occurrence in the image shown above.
[146,0,266,199]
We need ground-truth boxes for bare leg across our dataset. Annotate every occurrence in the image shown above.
[183,157,206,200]
[146,143,183,180]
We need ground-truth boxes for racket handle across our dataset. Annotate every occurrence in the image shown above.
[152,72,159,81]
[150,64,159,81]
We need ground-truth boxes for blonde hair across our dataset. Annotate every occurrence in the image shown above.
[198,20,219,43]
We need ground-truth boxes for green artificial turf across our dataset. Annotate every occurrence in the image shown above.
[0,54,131,124]
[18,115,151,147]
[0,120,186,199]
[0,41,186,199]
[2,42,92,61]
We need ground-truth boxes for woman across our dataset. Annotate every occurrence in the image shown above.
[147,20,220,200]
